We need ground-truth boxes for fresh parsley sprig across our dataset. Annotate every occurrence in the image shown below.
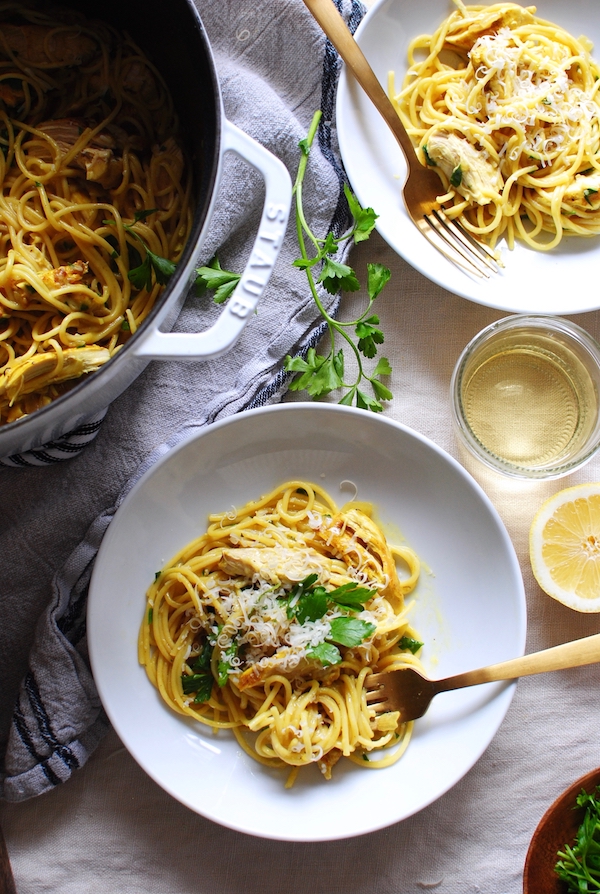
[193,111,393,411]
[284,109,393,411]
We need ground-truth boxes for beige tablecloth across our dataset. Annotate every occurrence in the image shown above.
[2,231,600,893]
[3,0,600,886]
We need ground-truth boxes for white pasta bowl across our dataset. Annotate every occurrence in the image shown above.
[337,0,600,313]
[87,403,526,841]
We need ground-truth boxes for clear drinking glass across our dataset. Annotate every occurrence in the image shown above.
[451,315,600,480]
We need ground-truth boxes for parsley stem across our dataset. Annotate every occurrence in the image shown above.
[293,112,372,390]
[294,111,322,256]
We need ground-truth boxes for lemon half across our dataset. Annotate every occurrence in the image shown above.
[529,483,600,612]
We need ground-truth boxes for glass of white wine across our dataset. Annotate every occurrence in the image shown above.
[451,315,600,480]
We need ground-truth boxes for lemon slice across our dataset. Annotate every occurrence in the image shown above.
[529,483,600,612]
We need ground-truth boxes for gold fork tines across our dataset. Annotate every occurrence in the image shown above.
[364,631,600,723]
[303,0,500,279]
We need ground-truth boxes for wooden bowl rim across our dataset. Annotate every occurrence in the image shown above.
[523,767,600,894]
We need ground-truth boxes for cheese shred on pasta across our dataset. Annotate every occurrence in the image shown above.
[391,1,600,249]
[138,481,425,786]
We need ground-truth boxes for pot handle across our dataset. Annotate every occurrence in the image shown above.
[133,119,292,360]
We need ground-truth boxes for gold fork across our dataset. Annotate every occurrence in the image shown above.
[365,631,600,722]
[303,0,500,279]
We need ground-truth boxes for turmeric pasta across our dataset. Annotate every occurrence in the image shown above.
[0,2,193,423]
[391,1,600,249]
[138,481,425,786]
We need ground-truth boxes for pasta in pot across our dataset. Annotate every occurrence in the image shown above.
[138,481,426,787]
[0,2,193,424]
[391,1,600,250]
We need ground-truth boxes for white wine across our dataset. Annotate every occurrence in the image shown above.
[451,317,600,479]
[461,345,595,469]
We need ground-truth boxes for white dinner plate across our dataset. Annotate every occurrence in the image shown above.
[87,404,526,841]
[337,0,600,313]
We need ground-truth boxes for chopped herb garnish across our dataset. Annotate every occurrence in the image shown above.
[450,164,463,188]
[307,641,342,667]
[147,608,153,624]
[194,255,241,305]
[121,319,130,331]
[217,639,238,687]
[422,144,436,166]
[284,574,376,622]
[399,636,424,655]
[134,208,158,222]
[327,617,376,647]
[584,188,598,206]
[555,785,600,891]
[181,644,214,703]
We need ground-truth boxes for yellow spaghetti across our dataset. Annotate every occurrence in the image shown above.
[138,481,425,786]
[0,2,193,424]
[391,1,600,249]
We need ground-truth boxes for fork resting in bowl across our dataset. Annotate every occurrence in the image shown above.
[365,631,600,721]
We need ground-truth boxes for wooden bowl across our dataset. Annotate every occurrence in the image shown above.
[523,767,600,893]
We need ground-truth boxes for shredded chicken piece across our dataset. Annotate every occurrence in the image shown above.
[219,546,328,586]
[0,24,97,66]
[0,345,110,402]
[0,81,23,108]
[426,131,503,204]
[317,747,342,779]
[36,119,124,188]
[121,59,160,104]
[315,508,403,601]
[444,4,536,50]
[237,647,320,691]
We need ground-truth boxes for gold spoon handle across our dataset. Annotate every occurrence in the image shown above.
[302,0,415,159]
[441,631,600,691]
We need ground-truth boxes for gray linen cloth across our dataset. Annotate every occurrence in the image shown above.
[0,0,365,801]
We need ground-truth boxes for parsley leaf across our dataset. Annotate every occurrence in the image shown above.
[133,208,158,222]
[450,164,463,188]
[356,315,384,359]
[307,642,342,667]
[327,617,376,647]
[285,347,344,397]
[181,644,214,703]
[399,636,424,655]
[318,256,361,294]
[195,255,241,304]
[217,639,238,687]
[327,582,376,610]
[128,254,153,291]
[295,589,329,624]
[285,574,328,623]
[343,183,378,243]
[120,222,176,290]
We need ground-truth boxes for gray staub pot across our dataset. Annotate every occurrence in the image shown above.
[0,0,291,460]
